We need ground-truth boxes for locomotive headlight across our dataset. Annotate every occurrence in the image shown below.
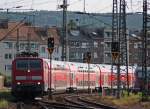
[17,82,21,85]
[38,82,40,85]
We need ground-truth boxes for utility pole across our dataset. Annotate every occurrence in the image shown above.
[142,0,149,101]
[112,0,128,99]
[112,0,121,99]
[111,0,118,94]
[119,0,129,96]
[61,0,68,61]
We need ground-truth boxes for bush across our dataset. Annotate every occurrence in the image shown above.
[112,93,140,106]
[0,72,12,87]
[4,76,11,87]
[0,99,8,108]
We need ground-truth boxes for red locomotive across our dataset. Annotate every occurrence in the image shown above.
[11,57,136,97]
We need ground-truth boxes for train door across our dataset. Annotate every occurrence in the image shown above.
[103,73,109,87]
[69,72,73,88]
[69,72,76,88]
[67,63,77,92]
[95,71,99,88]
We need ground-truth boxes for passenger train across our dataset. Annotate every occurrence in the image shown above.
[11,57,136,97]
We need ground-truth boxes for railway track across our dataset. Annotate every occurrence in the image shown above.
[78,96,117,109]
[38,100,92,109]
[16,102,24,109]
[14,92,117,109]
[64,94,117,109]
[16,100,42,109]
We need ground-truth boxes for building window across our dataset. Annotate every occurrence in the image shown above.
[31,43,35,48]
[82,42,88,48]
[78,53,82,59]
[101,42,104,45]
[5,54,8,59]
[5,65,12,71]
[70,52,76,59]
[54,58,59,60]
[35,44,39,50]
[70,41,74,47]
[105,53,111,57]
[134,43,138,48]
[94,41,98,47]
[105,42,111,48]
[9,54,12,59]
[75,41,80,47]
[70,41,80,48]
[138,42,142,48]
[105,32,112,37]
[55,47,59,53]
[41,47,45,53]
[4,42,13,49]
[5,53,12,59]
[94,52,98,58]
[147,45,150,48]
[20,43,24,49]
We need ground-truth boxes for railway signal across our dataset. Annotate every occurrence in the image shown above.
[83,52,91,93]
[47,37,54,99]
[86,52,91,63]
[47,37,54,54]
[111,42,119,61]
[83,52,91,63]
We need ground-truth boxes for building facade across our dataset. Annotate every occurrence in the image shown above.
[65,27,104,64]
[0,22,61,76]
[103,28,112,64]
[1,21,150,76]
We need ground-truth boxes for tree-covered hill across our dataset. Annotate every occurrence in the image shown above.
[0,10,142,30]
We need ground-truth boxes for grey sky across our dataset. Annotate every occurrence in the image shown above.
[0,0,142,13]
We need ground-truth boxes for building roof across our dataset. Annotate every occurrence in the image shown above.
[57,27,104,42]
[0,22,60,45]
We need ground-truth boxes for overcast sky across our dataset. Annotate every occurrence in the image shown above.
[0,0,143,13]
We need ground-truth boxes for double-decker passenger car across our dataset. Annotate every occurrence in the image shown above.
[11,57,136,98]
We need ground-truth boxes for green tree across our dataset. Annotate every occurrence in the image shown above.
[68,19,77,30]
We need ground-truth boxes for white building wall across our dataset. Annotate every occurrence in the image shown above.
[0,40,62,76]
[0,41,16,76]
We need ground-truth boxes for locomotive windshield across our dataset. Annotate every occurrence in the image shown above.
[16,59,41,70]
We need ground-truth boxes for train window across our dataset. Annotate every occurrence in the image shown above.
[16,60,41,70]
[16,60,28,70]
[30,60,41,70]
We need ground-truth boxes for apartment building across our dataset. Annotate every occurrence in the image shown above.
[0,22,61,76]
[1,21,147,76]
[59,27,104,64]
[103,28,112,64]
